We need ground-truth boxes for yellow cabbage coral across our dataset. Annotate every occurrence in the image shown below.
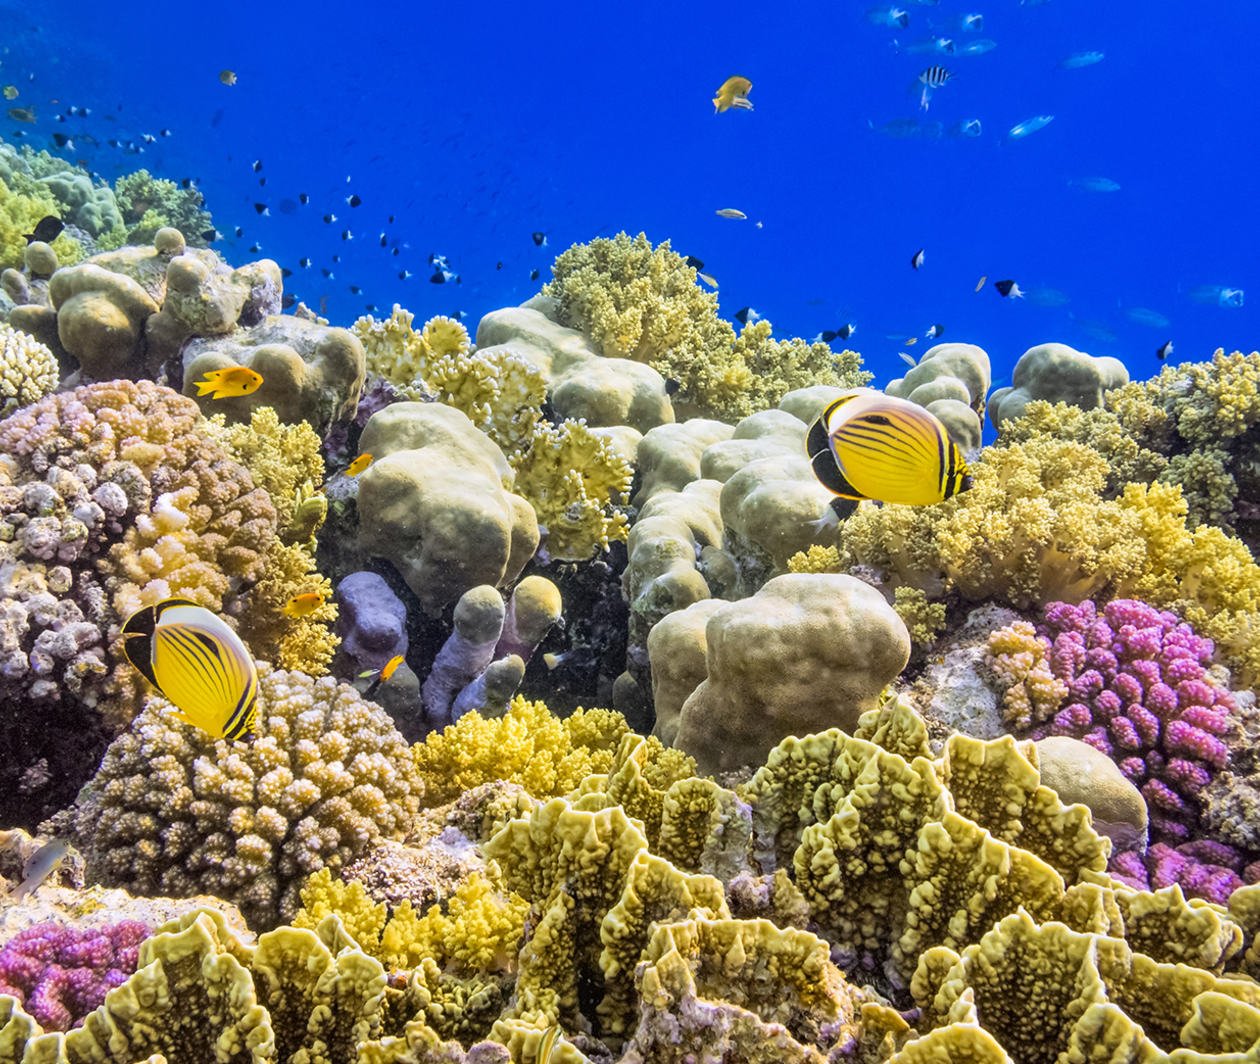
[412,696,630,807]
[352,305,471,387]
[512,419,633,560]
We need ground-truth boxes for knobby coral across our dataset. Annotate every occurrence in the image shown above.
[69,665,424,929]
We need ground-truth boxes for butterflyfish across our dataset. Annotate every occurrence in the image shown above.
[122,598,259,741]
[194,365,264,399]
[219,69,237,86]
[713,76,753,113]
[282,592,326,618]
[806,389,973,506]
[346,452,374,476]
[537,1025,565,1063]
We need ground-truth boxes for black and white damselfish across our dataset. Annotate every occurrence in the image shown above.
[918,65,954,110]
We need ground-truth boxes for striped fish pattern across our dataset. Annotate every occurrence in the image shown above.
[918,65,954,110]
[122,598,259,741]
[806,389,973,506]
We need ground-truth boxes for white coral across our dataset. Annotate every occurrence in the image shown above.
[0,322,59,418]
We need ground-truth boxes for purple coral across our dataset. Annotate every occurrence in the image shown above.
[1031,599,1236,843]
[0,921,150,1031]
[1109,843,1244,906]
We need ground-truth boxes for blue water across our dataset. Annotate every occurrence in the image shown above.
[6,0,1256,393]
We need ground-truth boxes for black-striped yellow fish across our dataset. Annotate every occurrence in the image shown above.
[122,598,258,741]
[806,389,972,506]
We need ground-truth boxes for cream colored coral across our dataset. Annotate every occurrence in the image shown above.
[984,619,1068,729]
[0,321,59,418]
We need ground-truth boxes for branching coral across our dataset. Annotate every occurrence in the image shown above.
[512,419,633,561]
[988,599,1237,851]
[0,920,150,1031]
[0,320,59,418]
[412,695,630,807]
[69,665,424,929]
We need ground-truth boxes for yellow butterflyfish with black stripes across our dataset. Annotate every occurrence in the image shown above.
[806,388,972,507]
[121,598,259,741]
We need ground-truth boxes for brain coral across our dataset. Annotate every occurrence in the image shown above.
[69,665,424,929]
[0,380,277,826]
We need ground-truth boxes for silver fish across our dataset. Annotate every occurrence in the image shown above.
[9,839,69,901]
[1008,115,1055,139]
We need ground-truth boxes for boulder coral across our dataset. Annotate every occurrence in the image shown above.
[183,313,364,435]
[886,341,992,451]
[356,402,538,612]
[668,573,911,773]
[988,340,1129,428]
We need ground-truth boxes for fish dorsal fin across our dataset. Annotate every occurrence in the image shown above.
[811,448,868,501]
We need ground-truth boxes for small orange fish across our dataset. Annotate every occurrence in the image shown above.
[346,452,374,476]
[194,365,263,399]
[361,653,406,697]
[282,592,326,618]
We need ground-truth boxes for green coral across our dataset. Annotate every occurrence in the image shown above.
[113,168,213,246]
[544,232,870,422]
[0,176,82,270]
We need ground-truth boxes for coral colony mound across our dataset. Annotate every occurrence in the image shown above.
[4,144,1260,1064]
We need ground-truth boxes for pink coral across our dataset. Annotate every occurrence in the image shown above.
[0,921,149,1031]
[1005,599,1237,843]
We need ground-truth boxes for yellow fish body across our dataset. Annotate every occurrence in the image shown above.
[536,1025,564,1063]
[346,452,374,476]
[282,592,326,618]
[806,389,972,507]
[713,75,753,113]
[362,653,406,698]
[194,365,263,399]
[122,598,259,741]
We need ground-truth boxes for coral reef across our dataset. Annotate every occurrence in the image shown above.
[0,920,149,1031]
[543,232,869,421]
[183,313,364,434]
[334,570,409,673]
[112,169,213,246]
[987,599,1237,850]
[987,341,1129,428]
[667,573,911,773]
[0,380,277,825]
[68,665,424,929]
[886,342,992,451]
[356,402,538,612]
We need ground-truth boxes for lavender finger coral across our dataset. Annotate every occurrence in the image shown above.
[987,599,1237,848]
[0,921,150,1032]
